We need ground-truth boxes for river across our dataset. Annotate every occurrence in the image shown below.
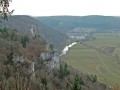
[60,42,77,56]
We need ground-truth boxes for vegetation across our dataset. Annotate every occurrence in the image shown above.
[0,15,69,50]
[61,43,120,87]
[0,28,111,90]
[0,28,47,58]
[36,16,120,33]
[0,0,14,20]
[70,74,84,90]
[49,44,54,51]
[21,35,29,48]
[0,1,115,90]
[85,33,120,57]
[58,63,70,79]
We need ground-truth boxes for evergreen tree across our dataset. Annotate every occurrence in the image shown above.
[59,64,64,79]
[64,63,70,76]
[49,44,54,51]
[59,63,70,79]
[41,77,48,90]
[10,30,17,41]
[21,35,29,48]
[0,28,9,38]
[87,74,97,83]
[71,74,84,90]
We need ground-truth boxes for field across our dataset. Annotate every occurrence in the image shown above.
[85,33,120,56]
[61,33,120,86]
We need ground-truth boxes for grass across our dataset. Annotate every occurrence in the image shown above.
[86,33,120,47]
[85,33,120,56]
[61,43,120,86]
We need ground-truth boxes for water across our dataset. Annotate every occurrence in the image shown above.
[60,42,77,56]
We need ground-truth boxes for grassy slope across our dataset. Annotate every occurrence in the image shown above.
[61,43,120,86]
[85,33,120,56]
[85,33,120,47]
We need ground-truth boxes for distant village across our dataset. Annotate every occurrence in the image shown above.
[67,27,96,42]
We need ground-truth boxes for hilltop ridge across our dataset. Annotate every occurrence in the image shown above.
[36,15,120,32]
[0,15,69,50]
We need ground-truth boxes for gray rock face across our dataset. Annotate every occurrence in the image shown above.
[40,51,60,69]
[12,56,25,63]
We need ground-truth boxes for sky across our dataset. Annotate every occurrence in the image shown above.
[9,0,120,16]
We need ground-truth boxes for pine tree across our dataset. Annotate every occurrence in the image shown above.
[59,63,70,79]
[21,35,29,48]
[41,77,48,90]
[71,74,84,90]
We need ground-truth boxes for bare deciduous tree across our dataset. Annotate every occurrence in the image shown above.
[0,0,14,20]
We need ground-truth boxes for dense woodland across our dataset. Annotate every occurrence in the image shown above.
[36,16,120,33]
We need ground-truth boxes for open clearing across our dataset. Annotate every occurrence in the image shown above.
[61,43,120,86]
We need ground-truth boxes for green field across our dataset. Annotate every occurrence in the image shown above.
[85,33,120,56]
[61,43,120,86]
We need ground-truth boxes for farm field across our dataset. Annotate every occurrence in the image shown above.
[61,43,120,86]
[85,33,120,56]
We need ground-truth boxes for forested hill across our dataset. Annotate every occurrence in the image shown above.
[0,15,69,50]
[36,15,120,32]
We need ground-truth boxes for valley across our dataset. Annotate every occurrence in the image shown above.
[1,0,120,89]
[85,33,120,57]
[61,32,120,87]
[37,15,120,87]
[1,15,120,89]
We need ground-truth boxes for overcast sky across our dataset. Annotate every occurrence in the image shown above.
[10,0,120,16]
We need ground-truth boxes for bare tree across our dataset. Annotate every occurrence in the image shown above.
[0,0,14,20]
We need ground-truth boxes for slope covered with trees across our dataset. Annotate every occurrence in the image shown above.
[36,15,120,33]
[0,28,112,90]
[0,15,69,50]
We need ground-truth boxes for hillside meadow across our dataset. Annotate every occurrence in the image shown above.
[85,33,120,57]
[61,43,120,87]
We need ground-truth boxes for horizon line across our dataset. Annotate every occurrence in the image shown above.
[12,14,120,17]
